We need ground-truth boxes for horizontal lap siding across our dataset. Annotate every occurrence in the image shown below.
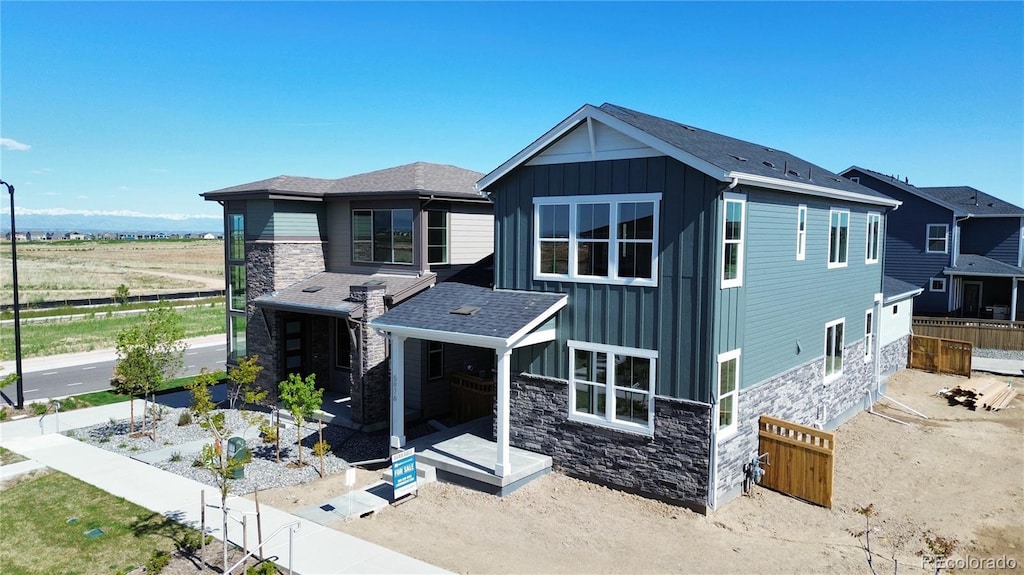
[449,208,495,265]
[959,217,1022,266]
[248,200,326,241]
[742,190,884,387]
[495,158,717,402]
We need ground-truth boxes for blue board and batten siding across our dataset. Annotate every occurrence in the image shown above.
[959,217,1022,266]
[735,189,884,388]
[490,157,719,402]
[846,170,953,314]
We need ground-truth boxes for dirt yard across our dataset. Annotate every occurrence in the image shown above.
[249,369,1023,575]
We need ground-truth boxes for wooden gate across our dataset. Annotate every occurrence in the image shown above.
[908,335,972,377]
[757,415,835,508]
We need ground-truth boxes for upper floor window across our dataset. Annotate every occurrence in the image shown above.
[828,209,850,268]
[353,209,414,264]
[865,212,881,264]
[824,318,845,381]
[534,194,660,287]
[568,340,657,435]
[427,210,449,265]
[228,214,245,261]
[721,197,745,288]
[926,224,948,254]
[796,204,807,261]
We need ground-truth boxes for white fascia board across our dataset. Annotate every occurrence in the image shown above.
[943,270,1024,279]
[841,167,961,214]
[369,322,508,349]
[505,296,568,348]
[477,104,731,192]
[883,288,924,305]
[957,213,1024,219]
[729,172,902,208]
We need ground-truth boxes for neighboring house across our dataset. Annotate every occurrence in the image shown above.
[202,162,492,431]
[373,103,911,511]
[841,167,1024,321]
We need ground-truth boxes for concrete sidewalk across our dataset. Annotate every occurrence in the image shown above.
[972,356,1024,376]
[0,400,448,575]
[0,334,225,375]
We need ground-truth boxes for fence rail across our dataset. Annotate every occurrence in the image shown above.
[0,290,225,313]
[912,317,1024,351]
[908,335,973,377]
[757,415,835,508]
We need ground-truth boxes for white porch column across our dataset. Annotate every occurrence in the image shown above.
[495,347,512,478]
[1012,278,1020,322]
[390,333,407,450]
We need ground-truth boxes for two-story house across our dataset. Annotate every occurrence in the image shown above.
[373,104,912,511]
[841,167,1024,321]
[202,162,492,431]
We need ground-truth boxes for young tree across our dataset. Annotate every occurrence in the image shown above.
[112,304,186,438]
[195,410,250,572]
[227,354,264,410]
[186,368,222,420]
[277,372,323,466]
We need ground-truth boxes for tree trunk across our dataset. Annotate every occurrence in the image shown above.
[129,396,135,434]
[296,419,303,465]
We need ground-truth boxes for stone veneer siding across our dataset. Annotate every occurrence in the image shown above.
[509,374,712,511]
[715,337,909,506]
[349,284,389,430]
[245,240,326,394]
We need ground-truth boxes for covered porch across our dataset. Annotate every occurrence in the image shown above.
[371,281,567,488]
[945,255,1024,321]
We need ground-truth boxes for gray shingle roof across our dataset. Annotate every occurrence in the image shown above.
[882,276,923,304]
[945,254,1024,277]
[919,186,1024,216]
[204,162,485,201]
[598,104,893,201]
[254,272,435,318]
[371,282,566,343]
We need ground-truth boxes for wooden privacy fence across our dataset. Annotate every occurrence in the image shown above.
[913,317,1024,351]
[757,415,835,508]
[908,335,973,377]
[450,371,495,424]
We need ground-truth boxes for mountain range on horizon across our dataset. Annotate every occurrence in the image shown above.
[1,213,222,234]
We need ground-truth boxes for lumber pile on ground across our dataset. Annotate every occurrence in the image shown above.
[939,380,1018,411]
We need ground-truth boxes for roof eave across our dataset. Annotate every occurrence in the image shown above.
[840,167,962,214]
[729,172,902,208]
[883,287,923,305]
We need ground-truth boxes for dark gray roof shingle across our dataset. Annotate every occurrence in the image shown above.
[920,186,1024,216]
[946,255,1024,277]
[254,272,435,318]
[882,276,923,304]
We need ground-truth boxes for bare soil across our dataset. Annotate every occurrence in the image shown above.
[165,369,1023,574]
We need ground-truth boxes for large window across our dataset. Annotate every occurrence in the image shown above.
[229,315,247,363]
[427,210,449,265]
[721,197,745,288]
[926,224,948,254]
[534,194,659,286]
[353,209,414,264]
[229,265,246,312]
[828,209,850,268]
[824,318,845,381]
[568,341,657,434]
[796,204,807,261]
[717,349,741,435]
[229,214,245,260]
[227,213,246,363]
[865,212,881,264]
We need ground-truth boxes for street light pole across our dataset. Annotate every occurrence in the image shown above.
[1,179,24,409]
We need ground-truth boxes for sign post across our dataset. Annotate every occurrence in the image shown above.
[391,448,417,500]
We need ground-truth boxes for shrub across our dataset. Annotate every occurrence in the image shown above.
[259,419,278,443]
[169,451,182,462]
[114,284,130,306]
[176,530,213,556]
[145,549,171,574]
[30,402,48,416]
[0,407,8,421]
[178,411,193,426]
[247,560,280,575]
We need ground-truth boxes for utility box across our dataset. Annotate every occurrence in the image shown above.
[226,437,250,479]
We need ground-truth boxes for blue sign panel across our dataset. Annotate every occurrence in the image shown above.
[392,448,417,498]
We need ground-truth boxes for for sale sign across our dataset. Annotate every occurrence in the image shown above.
[391,448,417,499]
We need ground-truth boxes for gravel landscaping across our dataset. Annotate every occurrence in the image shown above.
[66,405,412,495]
[973,347,1024,360]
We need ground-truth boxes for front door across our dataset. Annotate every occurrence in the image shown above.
[963,281,983,318]
[282,316,308,378]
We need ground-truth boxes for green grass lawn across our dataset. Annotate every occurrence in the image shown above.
[0,472,198,574]
[0,302,225,361]
[0,446,27,465]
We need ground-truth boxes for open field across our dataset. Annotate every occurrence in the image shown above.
[0,240,224,307]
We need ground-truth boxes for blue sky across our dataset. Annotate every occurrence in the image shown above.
[1,1,1021,220]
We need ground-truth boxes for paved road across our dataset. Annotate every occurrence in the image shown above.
[0,335,226,405]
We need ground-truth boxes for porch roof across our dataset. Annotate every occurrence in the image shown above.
[883,276,923,305]
[944,255,1024,278]
[370,282,567,349]
[254,272,436,318]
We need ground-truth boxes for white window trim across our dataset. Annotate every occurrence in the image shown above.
[827,209,850,269]
[929,277,947,292]
[533,193,661,287]
[721,194,746,288]
[863,309,874,363]
[926,224,949,254]
[824,318,845,382]
[567,340,657,435]
[865,212,881,264]
[796,204,807,261]
[716,349,741,438]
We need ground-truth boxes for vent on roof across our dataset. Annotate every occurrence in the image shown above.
[762,161,776,169]
[361,280,386,287]
[678,124,696,131]
[450,305,481,316]
[787,169,801,177]
[730,155,748,162]
[765,147,776,152]
[831,177,841,182]
[302,286,324,293]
